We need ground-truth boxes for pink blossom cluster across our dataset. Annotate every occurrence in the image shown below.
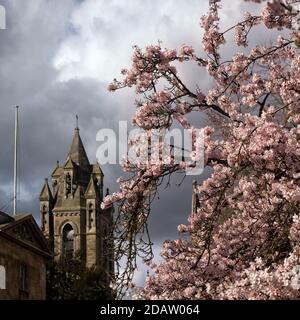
[201,3,225,56]
[235,24,248,47]
[107,0,300,299]
[261,1,293,30]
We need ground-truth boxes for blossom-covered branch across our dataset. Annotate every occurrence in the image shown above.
[106,0,300,299]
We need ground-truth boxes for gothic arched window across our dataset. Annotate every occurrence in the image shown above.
[62,223,74,260]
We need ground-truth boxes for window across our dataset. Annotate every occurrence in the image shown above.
[0,265,5,290]
[65,173,72,196]
[62,223,74,260]
[19,264,28,292]
[88,203,93,229]
[42,205,47,231]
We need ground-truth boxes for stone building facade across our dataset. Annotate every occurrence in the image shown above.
[40,127,114,273]
[0,211,51,300]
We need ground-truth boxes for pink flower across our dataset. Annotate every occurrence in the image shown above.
[179,45,194,56]
[108,0,300,300]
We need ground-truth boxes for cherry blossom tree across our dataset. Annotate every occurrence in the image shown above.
[105,0,300,299]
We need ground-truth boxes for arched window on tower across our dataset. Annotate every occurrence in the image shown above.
[62,223,74,260]
[88,203,93,229]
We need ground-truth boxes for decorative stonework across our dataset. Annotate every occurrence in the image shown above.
[9,223,35,245]
[40,128,114,272]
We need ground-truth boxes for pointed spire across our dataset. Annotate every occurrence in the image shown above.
[52,161,62,177]
[40,178,53,202]
[75,115,79,131]
[92,163,104,177]
[66,126,90,170]
[64,157,76,169]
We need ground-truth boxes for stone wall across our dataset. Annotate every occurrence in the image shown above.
[0,236,46,300]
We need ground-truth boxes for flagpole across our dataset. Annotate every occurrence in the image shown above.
[13,106,19,216]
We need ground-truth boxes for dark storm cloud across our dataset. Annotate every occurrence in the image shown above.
[0,1,267,286]
[0,0,123,215]
[0,0,210,237]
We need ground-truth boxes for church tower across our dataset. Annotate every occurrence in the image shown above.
[191,180,200,214]
[39,125,114,273]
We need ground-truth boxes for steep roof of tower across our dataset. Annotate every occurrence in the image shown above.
[64,157,77,169]
[67,129,90,171]
[40,179,53,202]
[52,165,63,177]
[92,163,104,176]
[52,184,87,211]
[85,175,98,199]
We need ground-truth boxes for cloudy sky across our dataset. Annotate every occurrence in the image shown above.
[0,0,264,286]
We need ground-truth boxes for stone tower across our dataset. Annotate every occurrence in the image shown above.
[192,180,200,214]
[39,126,114,273]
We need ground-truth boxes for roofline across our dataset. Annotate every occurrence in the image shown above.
[39,179,53,201]
[0,214,52,256]
[0,231,52,259]
[0,210,14,224]
[0,213,31,231]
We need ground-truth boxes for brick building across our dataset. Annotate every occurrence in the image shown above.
[0,211,51,300]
